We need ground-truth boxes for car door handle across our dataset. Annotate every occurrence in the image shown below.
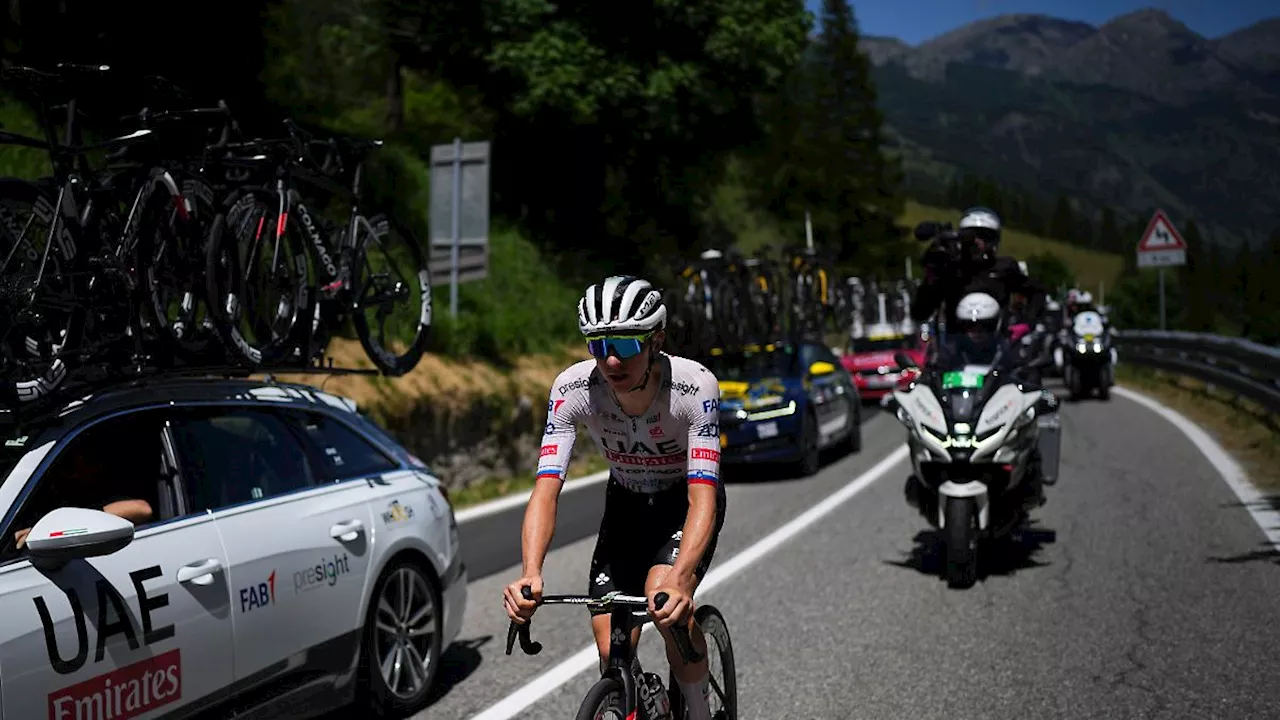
[176,558,223,586]
[330,519,364,541]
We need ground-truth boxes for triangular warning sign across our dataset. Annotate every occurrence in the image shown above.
[1137,209,1187,252]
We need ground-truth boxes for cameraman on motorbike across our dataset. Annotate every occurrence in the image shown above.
[911,207,1048,376]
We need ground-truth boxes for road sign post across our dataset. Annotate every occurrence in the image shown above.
[1135,209,1187,331]
[430,139,491,319]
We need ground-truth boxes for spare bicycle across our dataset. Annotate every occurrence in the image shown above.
[506,587,737,720]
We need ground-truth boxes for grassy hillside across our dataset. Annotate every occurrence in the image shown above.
[900,200,1125,292]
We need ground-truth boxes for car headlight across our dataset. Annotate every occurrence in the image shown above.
[747,399,797,421]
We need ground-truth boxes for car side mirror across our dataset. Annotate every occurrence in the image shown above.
[25,507,135,570]
[894,352,918,369]
[808,361,836,377]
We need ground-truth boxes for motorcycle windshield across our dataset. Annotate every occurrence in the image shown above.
[943,387,981,423]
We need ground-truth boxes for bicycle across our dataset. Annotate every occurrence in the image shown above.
[506,587,737,720]
[206,120,431,375]
[0,64,230,404]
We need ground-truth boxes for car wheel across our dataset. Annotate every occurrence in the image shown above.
[796,409,821,477]
[362,558,443,716]
[846,398,862,454]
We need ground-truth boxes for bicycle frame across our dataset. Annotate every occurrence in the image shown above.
[284,144,372,296]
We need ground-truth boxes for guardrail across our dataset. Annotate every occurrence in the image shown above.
[1112,330,1280,415]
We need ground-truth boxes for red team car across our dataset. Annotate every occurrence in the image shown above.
[839,324,927,401]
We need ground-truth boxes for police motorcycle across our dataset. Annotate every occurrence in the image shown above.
[883,292,1062,589]
[1056,306,1116,400]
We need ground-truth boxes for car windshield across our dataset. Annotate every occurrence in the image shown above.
[703,346,800,381]
[850,336,914,353]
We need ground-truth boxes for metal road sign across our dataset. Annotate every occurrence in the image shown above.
[1136,209,1187,269]
[430,139,491,317]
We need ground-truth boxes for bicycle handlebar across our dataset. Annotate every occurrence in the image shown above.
[505,586,704,664]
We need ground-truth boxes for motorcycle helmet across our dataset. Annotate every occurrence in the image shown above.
[952,292,1003,365]
[958,207,1002,253]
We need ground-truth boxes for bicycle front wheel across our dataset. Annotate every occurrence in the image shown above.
[670,605,738,720]
[573,676,628,720]
[351,211,431,376]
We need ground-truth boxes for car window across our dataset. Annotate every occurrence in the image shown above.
[285,410,399,480]
[799,344,819,370]
[170,408,316,511]
[0,411,170,564]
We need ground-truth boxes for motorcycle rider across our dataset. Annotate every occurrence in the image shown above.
[911,207,1048,369]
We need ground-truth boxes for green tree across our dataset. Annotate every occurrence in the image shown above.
[1024,252,1075,297]
[760,0,902,274]
[1099,206,1122,254]
[1179,219,1214,332]
[1108,270,1185,330]
[1047,195,1074,243]
[1246,228,1280,344]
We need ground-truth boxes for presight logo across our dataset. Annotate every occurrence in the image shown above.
[294,553,352,593]
[239,571,277,613]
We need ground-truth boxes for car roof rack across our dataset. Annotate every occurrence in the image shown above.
[0,354,380,433]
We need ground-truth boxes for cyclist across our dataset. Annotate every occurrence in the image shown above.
[503,275,726,720]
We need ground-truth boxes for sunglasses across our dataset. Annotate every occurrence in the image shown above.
[587,333,652,360]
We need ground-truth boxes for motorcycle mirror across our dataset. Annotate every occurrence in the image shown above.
[894,351,918,370]
[1033,391,1060,416]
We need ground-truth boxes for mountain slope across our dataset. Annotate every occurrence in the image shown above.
[863,8,1280,246]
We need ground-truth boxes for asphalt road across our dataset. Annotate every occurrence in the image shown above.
[405,383,1280,719]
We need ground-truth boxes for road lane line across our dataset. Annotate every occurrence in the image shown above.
[455,470,610,524]
[1113,386,1280,550]
[469,444,911,719]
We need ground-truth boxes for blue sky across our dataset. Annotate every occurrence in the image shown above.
[806,0,1277,45]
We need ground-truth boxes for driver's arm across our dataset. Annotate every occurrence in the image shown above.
[671,371,722,586]
[520,375,588,579]
[103,499,153,524]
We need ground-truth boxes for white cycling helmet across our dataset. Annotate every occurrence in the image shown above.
[578,275,667,337]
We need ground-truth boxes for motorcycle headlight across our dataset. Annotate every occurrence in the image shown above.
[1075,341,1086,353]
[1092,341,1102,353]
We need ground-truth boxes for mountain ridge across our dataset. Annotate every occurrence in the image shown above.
[860,7,1280,247]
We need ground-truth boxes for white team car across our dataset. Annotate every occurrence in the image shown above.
[0,378,466,719]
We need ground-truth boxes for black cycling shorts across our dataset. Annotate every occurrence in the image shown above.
[586,478,727,616]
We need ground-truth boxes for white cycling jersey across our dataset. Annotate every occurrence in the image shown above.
[536,354,722,493]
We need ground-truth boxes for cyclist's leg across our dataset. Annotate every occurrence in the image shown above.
[646,487,727,719]
[587,485,648,674]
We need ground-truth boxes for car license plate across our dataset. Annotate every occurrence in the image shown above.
[756,421,778,439]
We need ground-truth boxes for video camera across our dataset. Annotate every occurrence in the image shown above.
[913,221,991,269]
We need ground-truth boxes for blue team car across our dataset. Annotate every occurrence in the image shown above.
[701,341,862,476]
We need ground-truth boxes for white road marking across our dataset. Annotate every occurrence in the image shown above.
[469,444,911,719]
[454,470,610,524]
[1113,386,1280,550]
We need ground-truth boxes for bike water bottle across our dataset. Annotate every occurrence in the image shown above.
[638,672,672,720]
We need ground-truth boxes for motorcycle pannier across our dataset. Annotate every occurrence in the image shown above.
[1036,415,1062,485]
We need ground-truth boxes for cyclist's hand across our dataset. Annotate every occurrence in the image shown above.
[503,575,542,624]
[650,585,691,629]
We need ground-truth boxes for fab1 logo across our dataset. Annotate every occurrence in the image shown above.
[239,570,277,613]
